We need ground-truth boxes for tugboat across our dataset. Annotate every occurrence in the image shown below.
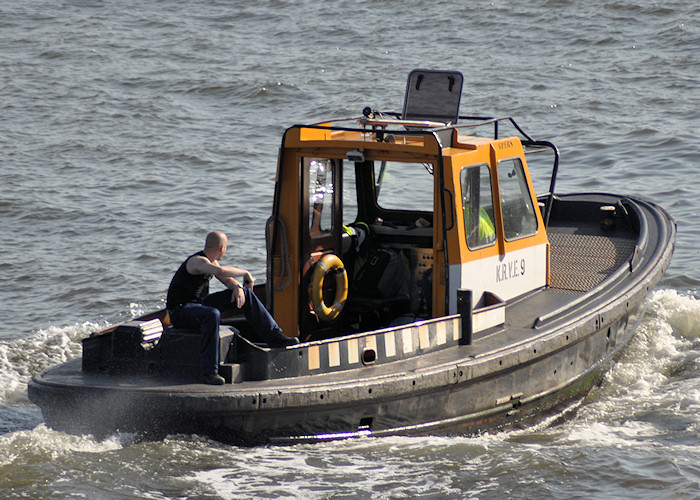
[28,70,675,444]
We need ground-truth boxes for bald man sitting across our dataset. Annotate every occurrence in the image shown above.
[166,230,298,385]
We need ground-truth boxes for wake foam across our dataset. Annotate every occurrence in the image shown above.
[0,424,125,467]
[646,288,700,340]
[0,321,102,406]
[547,288,700,447]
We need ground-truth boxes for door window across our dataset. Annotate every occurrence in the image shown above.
[460,164,496,249]
[307,158,336,237]
[497,158,538,241]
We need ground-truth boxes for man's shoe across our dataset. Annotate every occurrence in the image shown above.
[267,334,300,348]
[202,373,225,385]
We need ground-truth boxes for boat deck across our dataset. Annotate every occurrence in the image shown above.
[548,220,637,294]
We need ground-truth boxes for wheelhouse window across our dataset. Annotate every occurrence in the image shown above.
[460,164,496,249]
[307,158,336,237]
[374,161,434,212]
[497,158,538,241]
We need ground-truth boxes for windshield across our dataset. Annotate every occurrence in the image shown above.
[374,161,434,212]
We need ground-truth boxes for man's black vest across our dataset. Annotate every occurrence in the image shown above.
[166,251,213,310]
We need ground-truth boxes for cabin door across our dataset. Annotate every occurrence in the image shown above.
[299,157,344,334]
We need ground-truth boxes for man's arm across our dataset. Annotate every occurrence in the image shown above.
[216,266,255,290]
[186,255,254,308]
[186,255,253,286]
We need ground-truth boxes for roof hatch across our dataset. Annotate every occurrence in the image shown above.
[402,69,463,124]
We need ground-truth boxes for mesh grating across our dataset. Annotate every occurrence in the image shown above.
[548,232,636,293]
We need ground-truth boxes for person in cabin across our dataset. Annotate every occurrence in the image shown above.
[166,230,298,385]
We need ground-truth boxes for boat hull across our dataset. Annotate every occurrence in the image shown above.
[29,291,647,445]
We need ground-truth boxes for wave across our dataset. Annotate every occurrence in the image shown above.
[0,424,125,468]
[0,322,103,409]
[537,289,700,449]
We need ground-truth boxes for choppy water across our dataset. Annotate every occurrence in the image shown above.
[1,0,699,497]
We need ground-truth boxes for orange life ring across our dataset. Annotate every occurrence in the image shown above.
[311,253,348,322]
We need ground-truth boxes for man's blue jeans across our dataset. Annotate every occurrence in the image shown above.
[170,288,282,375]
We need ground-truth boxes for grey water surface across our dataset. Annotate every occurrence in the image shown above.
[1,0,699,498]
